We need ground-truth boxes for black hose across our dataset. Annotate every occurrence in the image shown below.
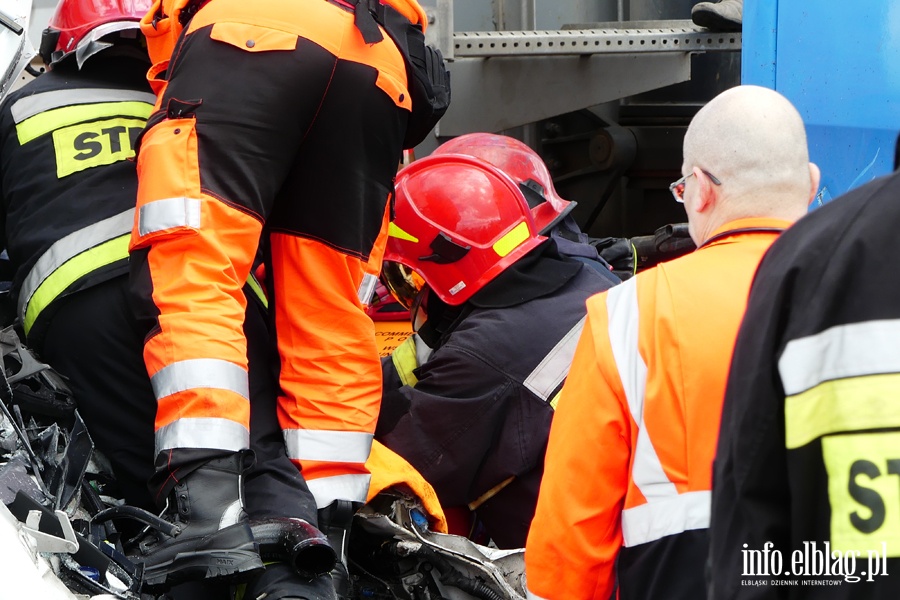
[250,517,336,580]
[92,505,180,537]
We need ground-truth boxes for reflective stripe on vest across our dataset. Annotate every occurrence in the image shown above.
[306,473,372,508]
[18,208,134,336]
[138,196,202,236]
[524,315,586,403]
[155,416,250,454]
[283,429,374,464]
[780,319,900,449]
[150,358,250,401]
[605,277,710,547]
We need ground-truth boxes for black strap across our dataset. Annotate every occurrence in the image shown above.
[341,0,385,44]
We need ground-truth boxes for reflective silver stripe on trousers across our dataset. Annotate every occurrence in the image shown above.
[621,490,711,547]
[10,88,158,123]
[283,429,374,464]
[138,197,202,236]
[306,473,372,509]
[150,358,249,401]
[155,417,250,454]
[526,590,550,600]
[524,316,586,401]
[17,208,134,322]
[778,319,900,395]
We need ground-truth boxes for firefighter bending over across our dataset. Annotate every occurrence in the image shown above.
[378,136,618,549]
[128,0,447,595]
[525,85,819,599]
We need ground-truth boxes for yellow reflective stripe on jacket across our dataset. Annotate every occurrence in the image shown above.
[391,334,419,387]
[19,209,134,335]
[245,272,268,309]
[10,88,156,124]
[16,101,154,145]
[779,319,900,448]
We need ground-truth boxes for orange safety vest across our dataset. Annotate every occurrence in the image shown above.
[525,218,791,600]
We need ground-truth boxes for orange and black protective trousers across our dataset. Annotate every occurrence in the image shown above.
[130,0,418,507]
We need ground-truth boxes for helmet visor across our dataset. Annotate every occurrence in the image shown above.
[381,261,426,310]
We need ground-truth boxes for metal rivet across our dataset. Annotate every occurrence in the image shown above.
[246,39,255,48]
[399,93,405,102]
[173,128,181,134]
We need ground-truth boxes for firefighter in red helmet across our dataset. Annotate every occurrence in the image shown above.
[0,1,336,597]
[377,152,619,548]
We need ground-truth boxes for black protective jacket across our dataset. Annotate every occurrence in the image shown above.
[710,170,900,599]
[0,57,154,344]
[377,240,618,548]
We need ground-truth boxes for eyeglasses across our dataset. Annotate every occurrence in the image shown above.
[669,169,722,203]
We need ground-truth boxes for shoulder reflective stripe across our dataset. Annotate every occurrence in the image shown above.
[150,358,249,401]
[620,490,710,547]
[785,374,900,449]
[606,279,646,421]
[19,209,134,334]
[391,335,419,387]
[283,429,374,464]
[524,315,586,401]
[155,417,250,454]
[306,473,372,508]
[245,272,268,309]
[778,320,900,396]
[16,101,154,145]
[138,197,202,236]
[606,279,678,500]
[526,591,550,600]
[11,88,156,123]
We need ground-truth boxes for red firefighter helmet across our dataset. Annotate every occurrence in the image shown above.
[40,0,152,67]
[383,154,546,307]
[433,133,575,235]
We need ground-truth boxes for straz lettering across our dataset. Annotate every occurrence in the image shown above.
[53,117,147,178]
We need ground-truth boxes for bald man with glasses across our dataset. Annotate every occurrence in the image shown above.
[524,85,819,600]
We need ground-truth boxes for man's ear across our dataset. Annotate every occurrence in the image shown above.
[693,166,717,213]
[808,162,821,206]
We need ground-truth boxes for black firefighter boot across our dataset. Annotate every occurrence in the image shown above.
[135,453,265,590]
[691,0,743,32]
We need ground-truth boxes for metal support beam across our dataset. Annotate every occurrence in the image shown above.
[439,52,692,135]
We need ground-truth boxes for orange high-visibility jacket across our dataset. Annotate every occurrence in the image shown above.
[130,0,427,509]
[525,218,790,600]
